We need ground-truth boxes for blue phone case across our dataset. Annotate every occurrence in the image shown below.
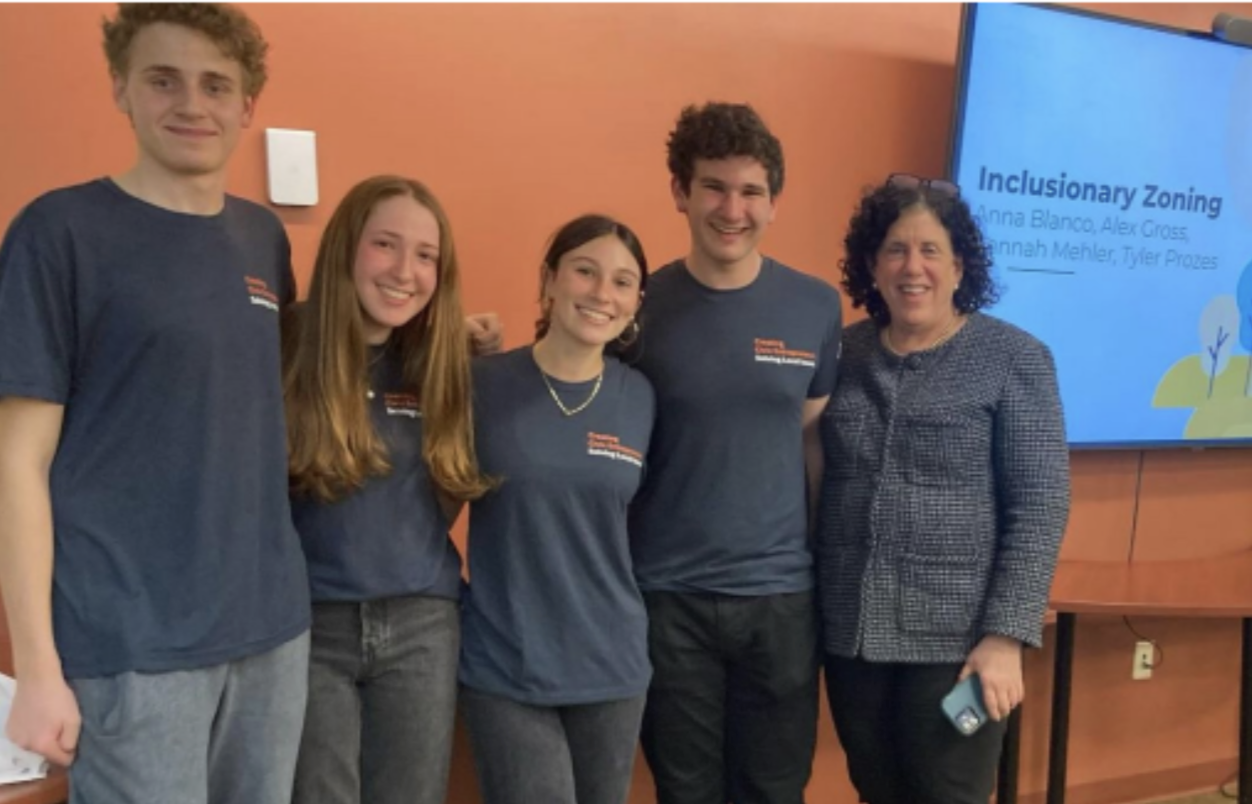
[941,674,988,736]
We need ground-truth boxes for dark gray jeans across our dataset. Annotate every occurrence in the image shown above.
[639,590,820,804]
[292,596,460,804]
[68,630,310,804]
[460,686,646,804]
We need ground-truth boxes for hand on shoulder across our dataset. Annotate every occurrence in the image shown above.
[466,313,503,356]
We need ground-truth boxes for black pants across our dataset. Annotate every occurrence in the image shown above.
[640,590,819,804]
[824,655,1009,804]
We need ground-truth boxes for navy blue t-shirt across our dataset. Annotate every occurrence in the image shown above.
[0,179,310,678]
[627,258,842,595]
[291,338,462,602]
[460,347,655,705]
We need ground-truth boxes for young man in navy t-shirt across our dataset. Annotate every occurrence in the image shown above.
[0,6,310,802]
[628,102,843,804]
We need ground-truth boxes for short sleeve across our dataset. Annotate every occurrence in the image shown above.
[0,201,76,403]
[808,286,843,399]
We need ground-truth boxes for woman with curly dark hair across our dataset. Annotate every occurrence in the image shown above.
[817,174,1071,804]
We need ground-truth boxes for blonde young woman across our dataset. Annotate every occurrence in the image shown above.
[283,175,491,804]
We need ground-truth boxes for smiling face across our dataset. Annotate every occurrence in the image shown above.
[873,206,964,338]
[673,156,777,278]
[112,23,254,181]
[352,194,441,345]
[542,234,644,349]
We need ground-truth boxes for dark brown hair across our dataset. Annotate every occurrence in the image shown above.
[534,214,649,340]
[841,181,1000,326]
[666,102,785,197]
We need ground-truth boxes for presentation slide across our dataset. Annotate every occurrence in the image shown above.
[952,4,1252,447]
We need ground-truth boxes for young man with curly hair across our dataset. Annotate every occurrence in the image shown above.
[0,5,310,802]
[626,102,843,804]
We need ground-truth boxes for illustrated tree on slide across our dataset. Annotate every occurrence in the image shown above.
[1199,296,1239,398]
[1153,283,1252,438]
[1239,258,1252,396]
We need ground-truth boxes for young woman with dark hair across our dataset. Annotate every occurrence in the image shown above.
[459,214,654,804]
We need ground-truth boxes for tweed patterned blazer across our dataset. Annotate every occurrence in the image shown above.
[817,313,1070,663]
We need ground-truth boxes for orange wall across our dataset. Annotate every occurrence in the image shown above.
[3,3,1252,802]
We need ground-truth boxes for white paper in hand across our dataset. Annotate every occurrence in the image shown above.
[0,674,50,785]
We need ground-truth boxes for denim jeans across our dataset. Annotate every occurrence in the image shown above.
[292,596,460,804]
[825,655,1009,804]
[639,590,819,804]
[68,630,309,804]
[460,686,646,804]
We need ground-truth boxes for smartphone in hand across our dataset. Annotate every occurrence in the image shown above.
[941,674,988,736]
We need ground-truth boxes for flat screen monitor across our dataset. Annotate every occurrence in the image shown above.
[949,3,1252,448]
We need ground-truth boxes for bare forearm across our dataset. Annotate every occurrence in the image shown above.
[0,396,78,763]
[0,462,60,678]
[0,398,65,681]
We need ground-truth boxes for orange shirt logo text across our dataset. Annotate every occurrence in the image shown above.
[587,431,643,468]
[245,276,279,312]
[384,393,421,419]
[754,338,816,368]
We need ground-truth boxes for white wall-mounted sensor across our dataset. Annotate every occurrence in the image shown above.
[265,128,319,207]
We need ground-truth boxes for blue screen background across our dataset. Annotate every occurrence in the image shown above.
[951,3,1252,447]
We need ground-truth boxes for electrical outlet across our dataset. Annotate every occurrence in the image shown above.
[1132,641,1154,680]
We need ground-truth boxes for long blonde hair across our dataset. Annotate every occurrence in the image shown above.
[283,175,490,503]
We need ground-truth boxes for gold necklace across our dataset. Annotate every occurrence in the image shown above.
[539,368,603,417]
[883,315,964,357]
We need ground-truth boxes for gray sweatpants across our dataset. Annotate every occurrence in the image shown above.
[67,630,309,804]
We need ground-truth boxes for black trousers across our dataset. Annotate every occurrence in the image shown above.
[824,655,1009,804]
[640,590,819,804]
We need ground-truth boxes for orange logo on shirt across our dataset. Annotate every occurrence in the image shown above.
[754,338,816,368]
[245,276,279,312]
[587,431,643,468]
[383,393,421,419]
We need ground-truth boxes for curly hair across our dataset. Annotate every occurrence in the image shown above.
[840,182,1000,326]
[103,3,269,98]
[666,102,785,197]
